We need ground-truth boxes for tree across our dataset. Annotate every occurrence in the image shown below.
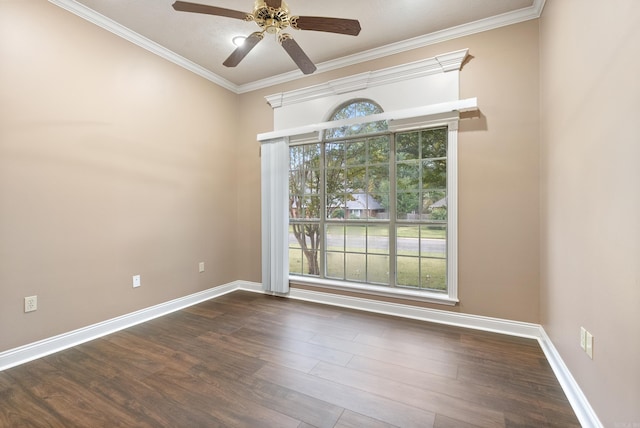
[289,144,322,275]
[289,100,390,277]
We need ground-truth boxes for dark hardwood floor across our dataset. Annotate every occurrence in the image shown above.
[0,291,580,427]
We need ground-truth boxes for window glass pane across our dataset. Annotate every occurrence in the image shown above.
[290,146,305,170]
[289,225,301,249]
[304,144,321,167]
[397,225,419,256]
[423,192,447,220]
[421,128,447,159]
[346,141,366,165]
[290,223,322,276]
[302,250,320,277]
[368,255,389,285]
[422,159,446,189]
[289,169,304,197]
[289,248,303,275]
[305,169,321,193]
[306,195,321,219]
[326,194,343,219]
[397,256,419,287]
[396,133,419,161]
[326,224,345,251]
[326,167,345,220]
[346,167,366,191]
[370,193,389,219]
[369,137,389,163]
[326,252,344,279]
[367,225,389,254]
[396,192,420,220]
[397,163,420,190]
[421,225,447,259]
[346,253,366,282]
[421,258,446,291]
[346,225,366,252]
[326,143,344,168]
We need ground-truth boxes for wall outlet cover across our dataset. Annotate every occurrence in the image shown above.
[24,295,38,313]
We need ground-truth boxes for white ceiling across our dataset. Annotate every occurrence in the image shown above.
[51,0,544,93]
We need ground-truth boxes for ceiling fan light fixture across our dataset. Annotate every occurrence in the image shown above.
[232,36,247,47]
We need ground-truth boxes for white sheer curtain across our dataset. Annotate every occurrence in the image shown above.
[261,137,289,294]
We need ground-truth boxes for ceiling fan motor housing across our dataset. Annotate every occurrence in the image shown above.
[253,0,291,33]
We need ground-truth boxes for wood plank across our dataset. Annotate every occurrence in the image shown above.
[309,361,505,427]
[309,333,458,378]
[255,362,437,427]
[335,409,400,428]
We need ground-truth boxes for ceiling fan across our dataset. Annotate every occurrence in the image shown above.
[172,0,361,75]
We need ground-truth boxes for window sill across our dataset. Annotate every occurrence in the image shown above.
[289,275,459,306]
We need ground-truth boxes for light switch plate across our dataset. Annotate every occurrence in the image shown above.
[585,331,594,359]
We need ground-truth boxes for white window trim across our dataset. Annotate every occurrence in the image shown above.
[260,106,474,305]
[258,98,476,142]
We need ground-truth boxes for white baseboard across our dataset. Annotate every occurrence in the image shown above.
[0,280,601,427]
[288,286,542,338]
[537,329,603,428]
[0,281,240,371]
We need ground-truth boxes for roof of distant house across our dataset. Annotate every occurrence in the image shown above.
[344,193,383,210]
[429,197,447,209]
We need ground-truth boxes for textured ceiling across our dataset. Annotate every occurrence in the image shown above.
[55,0,540,91]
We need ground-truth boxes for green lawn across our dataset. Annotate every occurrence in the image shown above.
[289,248,446,291]
[327,224,446,239]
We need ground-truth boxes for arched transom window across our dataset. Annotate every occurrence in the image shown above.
[324,99,388,140]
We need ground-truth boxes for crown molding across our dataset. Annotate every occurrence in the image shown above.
[238,0,546,93]
[48,0,240,93]
[49,0,545,95]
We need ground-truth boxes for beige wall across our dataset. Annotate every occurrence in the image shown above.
[540,0,640,425]
[237,20,541,322]
[4,0,635,423]
[0,1,239,352]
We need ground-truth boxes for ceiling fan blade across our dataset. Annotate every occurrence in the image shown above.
[279,35,317,75]
[172,1,250,21]
[223,32,264,67]
[291,16,361,36]
[264,0,282,8]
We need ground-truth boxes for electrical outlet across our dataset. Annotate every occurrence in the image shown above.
[198,262,205,273]
[585,331,594,359]
[580,327,587,350]
[24,295,38,313]
[132,274,141,288]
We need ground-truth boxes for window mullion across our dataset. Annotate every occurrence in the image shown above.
[389,132,397,288]
[320,143,326,279]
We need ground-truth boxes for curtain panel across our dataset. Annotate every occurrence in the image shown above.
[260,137,290,294]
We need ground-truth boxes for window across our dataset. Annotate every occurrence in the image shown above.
[288,99,456,301]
